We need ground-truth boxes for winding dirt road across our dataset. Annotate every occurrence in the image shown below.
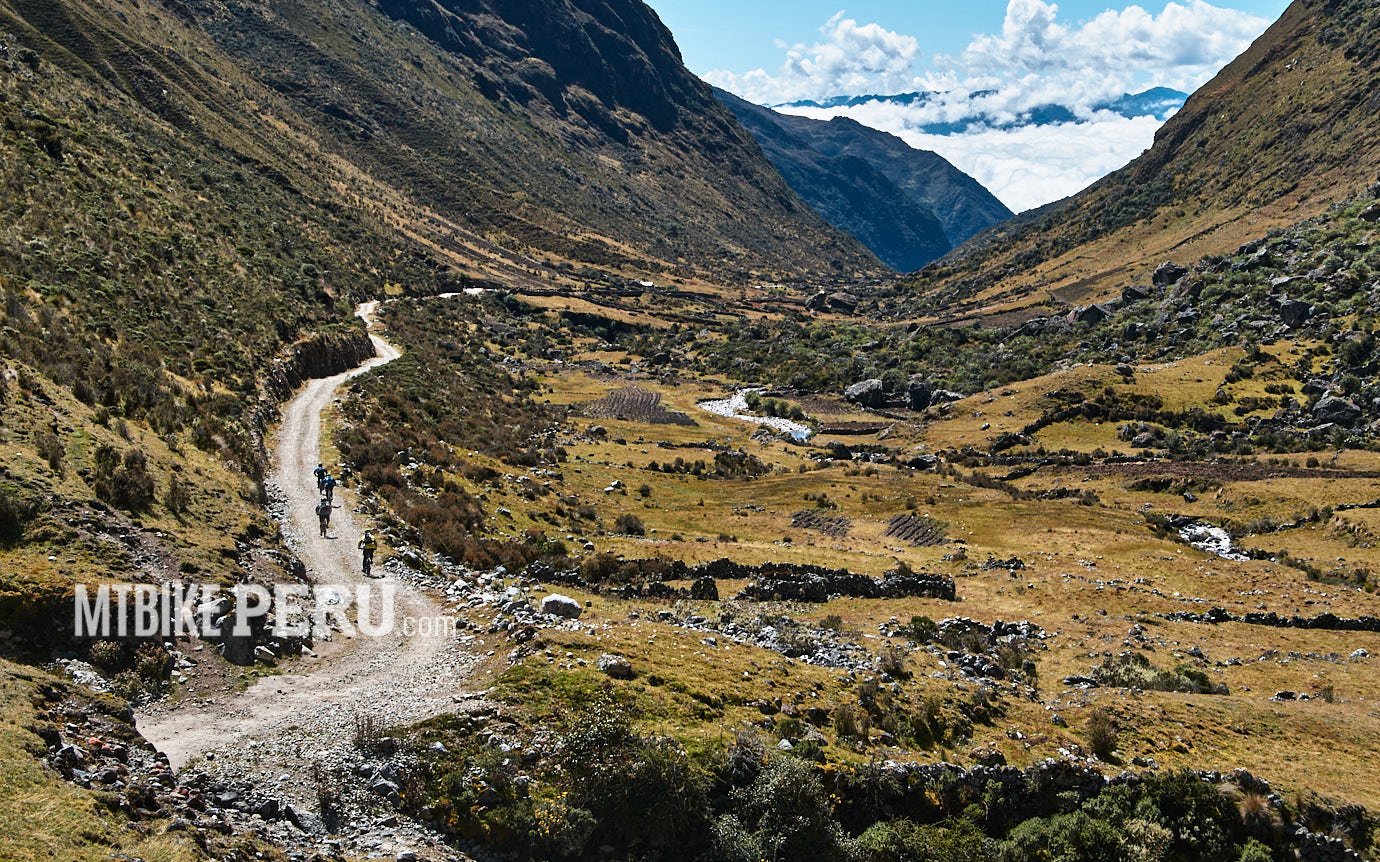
[138,303,478,813]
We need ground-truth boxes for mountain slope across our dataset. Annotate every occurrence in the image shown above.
[716,88,952,272]
[716,89,1011,272]
[180,0,879,282]
[894,0,1380,325]
[765,109,1013,250]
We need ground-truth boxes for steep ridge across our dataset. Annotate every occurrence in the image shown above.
[716,88,955,272]
[180,0,879,281]
[895,0,1380,325]
[761,107,1013,250]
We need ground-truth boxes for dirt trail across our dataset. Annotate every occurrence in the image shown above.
[137,303,479,846]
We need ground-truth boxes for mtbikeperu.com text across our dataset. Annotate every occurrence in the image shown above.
[73,582,456,640]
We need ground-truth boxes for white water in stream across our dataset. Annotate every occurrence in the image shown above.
[698,389,813,442]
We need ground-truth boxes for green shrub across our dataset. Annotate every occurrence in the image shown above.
[715,757,857,862]
[858,818,994,862]
[558,695,710,861]
[91,444,155,511]
[903,615,938,642]
[0,485,34,545]
[614,513,646,535]
[1000,810,1125,862]
[165,476,192,515]
[1085,707,1118,761]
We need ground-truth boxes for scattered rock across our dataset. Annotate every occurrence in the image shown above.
[597,653,633,679]
[540,594,583,619]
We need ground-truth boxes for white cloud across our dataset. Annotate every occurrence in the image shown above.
[713,1,1273,212]
[956,0,1270,108]
[782,100,1165,212]
[903,115,1167,212]
[704,12,922,104]
[711,1,1269,110]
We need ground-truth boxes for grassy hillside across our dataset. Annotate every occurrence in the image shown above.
[892,0,1380,325]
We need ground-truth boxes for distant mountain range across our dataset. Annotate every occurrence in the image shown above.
[776,87,1189,135]
[717,89,1012,272]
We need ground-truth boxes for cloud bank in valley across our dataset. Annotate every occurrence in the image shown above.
[706,1,1272,211]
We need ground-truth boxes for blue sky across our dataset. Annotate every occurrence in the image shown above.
[643,0,1292,211]
[646,1,1290,87]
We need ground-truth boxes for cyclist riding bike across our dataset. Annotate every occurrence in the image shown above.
[322,474,337,505]
[313,463,327,491]
[358,530,377,575]
[315,499,331,537]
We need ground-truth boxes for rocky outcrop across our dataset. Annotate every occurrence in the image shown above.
[1152,261,1189,286]
[735,566,956,603]
[1313,395,1362,428]
[806,291,860,314]
[1279,298,1314,329]
[261,327,377,405]
[844,378,888,409]
[1164,607,1380,633]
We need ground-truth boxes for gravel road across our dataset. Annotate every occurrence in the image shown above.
[137,302,481,857]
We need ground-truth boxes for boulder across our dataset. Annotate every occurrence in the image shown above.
[844,378,888,409]
[540,594,583,619]
[597,653,633,679]
[906,375,934,410]
[1152,262,1189,286]
[927,389,965,407]
[1120,284,1151,305]
[825,292,859,314]
[1313,395,1362,428]
[1279,299,1313,329]
[806,291,858,313]
[1068,304,1110,325]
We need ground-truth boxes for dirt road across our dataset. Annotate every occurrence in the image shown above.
[137,303,479,851]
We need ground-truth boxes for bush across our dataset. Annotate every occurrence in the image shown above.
[834,703,871,741]
[1086,707,1118,761]
[878,644,909,679]
[558,695,710,861]
[858,818,995,862]
[91,444,155,511]
[1093,651,1228,694]
[614,513,646,536]
[34,430,64,475]
[715,757,857,862]
[1238,838,1273,862]
[904,614,938,642]
[0,485,34,545]
[1000,810,1125,862]
[165,475,192,515]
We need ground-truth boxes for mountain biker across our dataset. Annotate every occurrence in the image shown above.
[358,530,377,574]
[315,498,331,537]
[314,463,327,490]
[322,473,337,504]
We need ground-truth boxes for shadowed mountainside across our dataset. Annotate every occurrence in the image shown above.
[717,88,1012,272]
